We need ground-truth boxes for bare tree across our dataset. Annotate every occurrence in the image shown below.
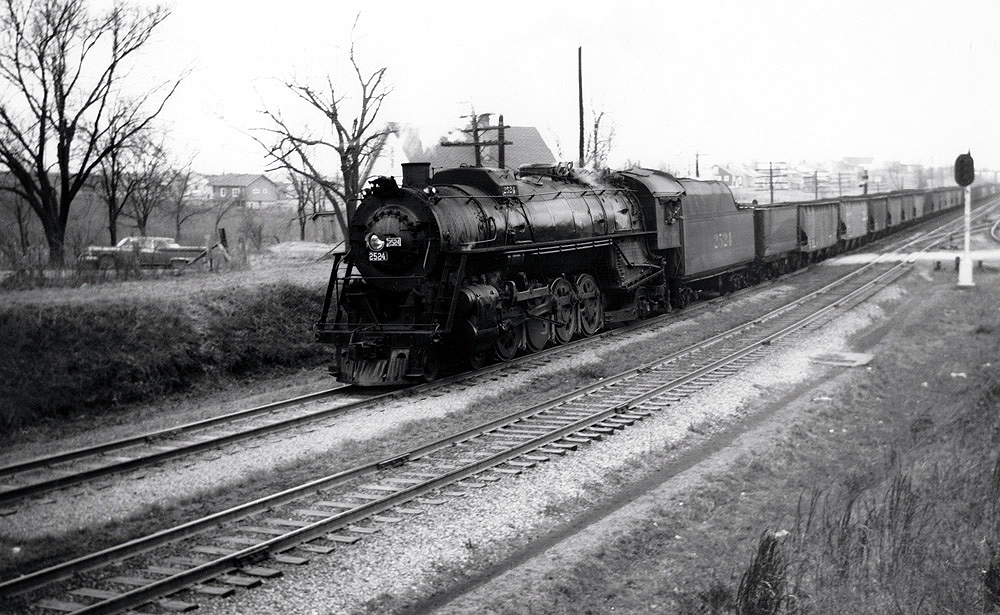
[0,176,33,254]
[97,135,143,245]
[164,166,204,240]
[0,0,181,265]
[286,167,324,241]
[123,136,175,235]
[209,197,239,242]
[584,107,616,169]
[256,19,392,247]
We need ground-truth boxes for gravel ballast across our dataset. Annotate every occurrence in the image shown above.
[179,287,899,615]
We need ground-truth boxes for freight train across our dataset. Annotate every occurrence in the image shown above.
[316,161,997,385]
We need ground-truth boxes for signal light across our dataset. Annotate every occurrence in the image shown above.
[955,153,975,186]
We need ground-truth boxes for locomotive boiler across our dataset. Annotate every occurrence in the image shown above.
[316,162,672,385]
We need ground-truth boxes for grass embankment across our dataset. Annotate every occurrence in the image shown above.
[0,283,328,434]
[427,276,1000,614]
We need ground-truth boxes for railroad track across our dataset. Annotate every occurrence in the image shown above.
[2,205,986,615]
[6,196,991,509]
[0,257,787,507]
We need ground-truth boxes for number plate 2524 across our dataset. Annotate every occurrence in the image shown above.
[369,252,388,262]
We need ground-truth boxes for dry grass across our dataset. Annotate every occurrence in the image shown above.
[0,277,330,434]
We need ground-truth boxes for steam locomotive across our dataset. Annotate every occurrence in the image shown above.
[316,161,994,385]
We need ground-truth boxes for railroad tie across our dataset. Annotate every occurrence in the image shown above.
[312,501,355,509]
[216,574,263,588]
[262,518,311,528]
[394,507,427,515]
[239,566,283,578]
[547,441,579,451]
[520,454,550,462]
[35,599,94,613]
[344,525,381,534]
[295,543,335,554]
[416,497,447,505]
[218,535,264,546]
[294,508,339,518]
[536,446,568,456]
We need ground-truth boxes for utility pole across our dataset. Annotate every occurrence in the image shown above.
[769,162,774,204]
[441,112,512,167]
[578,47,584,167]
[754,161,787,204]
[695,152,700,178]
[813,170,818,200]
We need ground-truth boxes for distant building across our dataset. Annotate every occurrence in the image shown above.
[185,173,213,201]
[371,123,558,180]
[709,163,755,188]
[205,174,278,208]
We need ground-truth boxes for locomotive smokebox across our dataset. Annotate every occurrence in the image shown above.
[402,162,432,190]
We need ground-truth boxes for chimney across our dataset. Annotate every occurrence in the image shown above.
[402,163,431,190]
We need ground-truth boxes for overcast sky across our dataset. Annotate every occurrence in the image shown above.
[129,0,1000,176]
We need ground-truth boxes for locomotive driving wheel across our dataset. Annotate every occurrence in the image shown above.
[525,298,550,353]
[549,278,578,344]
[468,352,487,370]
[494,321,520,361]
[420,347,440,382]
[574,273,603,337]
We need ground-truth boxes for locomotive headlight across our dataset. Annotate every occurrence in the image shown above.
[366,233,385,252]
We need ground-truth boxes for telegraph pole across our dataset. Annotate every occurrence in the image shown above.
[769,162,774,204]
[440,112,512,167]
[578,47,584,167]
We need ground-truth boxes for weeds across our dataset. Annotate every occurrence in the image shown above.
[737,531,792,615]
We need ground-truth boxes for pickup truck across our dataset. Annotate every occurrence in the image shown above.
[78,236,206,269]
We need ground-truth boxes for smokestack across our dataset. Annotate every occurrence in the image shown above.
[402,162,431,190]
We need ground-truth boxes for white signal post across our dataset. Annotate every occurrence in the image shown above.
[954,152,975,287]
[958,185,974,286]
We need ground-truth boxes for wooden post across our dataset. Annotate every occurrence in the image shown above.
[578,46,584,167]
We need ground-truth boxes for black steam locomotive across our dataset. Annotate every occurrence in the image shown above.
[316,161,993,385]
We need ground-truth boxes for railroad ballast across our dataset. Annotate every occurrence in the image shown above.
[316,161,998,385]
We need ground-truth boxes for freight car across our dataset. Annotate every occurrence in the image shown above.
[317,162,996,386]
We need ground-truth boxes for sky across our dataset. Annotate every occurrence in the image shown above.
[119,0,1000,176]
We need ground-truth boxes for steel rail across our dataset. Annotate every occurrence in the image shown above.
[0,387,347,477]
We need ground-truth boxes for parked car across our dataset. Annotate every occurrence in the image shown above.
[78,236,205,269]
